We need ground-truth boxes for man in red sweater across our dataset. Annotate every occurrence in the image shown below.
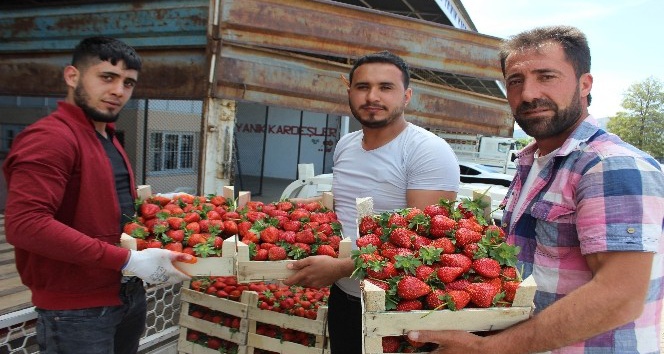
[3,37,191,354]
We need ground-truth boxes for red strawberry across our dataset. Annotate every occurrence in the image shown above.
[484,224,506,243]
[425,289,447,309]
[502,280,520,303]
[382,336,401,353]
[316,244,337,257]
[440,253,472,273]
[445,290,471,310]
[260,226,280,244]
[446,279,472,291]
[472,258,501,279]
[140,202,161,220]
[467,282,500,308]
[435,266,464,283]
[295,230,316,244]
[388,214,408,228]
[462,243,480,258]
[397,276,430,300]
[389,228,414,249]
[359,215,378,235]
[396,299,423,311]
[356,234,382,249]
[164,242,183,252]
[253,248,269,261]
[458,218,483,233]
[268,246,287,261]
[430,237,455,254]
[282,220,301,232]
[367,261,399,280]
[415,265,436,281]
[123,222,148,238]
[429,215,456,238]
[424,204,450,218]
[501,266,518,281]
[412,234,432,249]
[454,228,482,247]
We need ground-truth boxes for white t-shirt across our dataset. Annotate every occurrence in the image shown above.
[333,123,460,296]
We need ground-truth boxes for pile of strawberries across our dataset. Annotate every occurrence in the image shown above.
[353,197,521,313]
[123,193,236,257]
[237,200,343,261]
[123,194,343,261]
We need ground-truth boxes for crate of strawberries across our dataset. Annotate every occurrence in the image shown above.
[120,186,243,276]
[351,195,536,354]
[178,275,331,354]
[231,192,352,283]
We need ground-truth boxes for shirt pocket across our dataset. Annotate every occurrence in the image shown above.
[530,200,579,259]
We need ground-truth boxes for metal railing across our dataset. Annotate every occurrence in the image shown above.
[0,283,182,354]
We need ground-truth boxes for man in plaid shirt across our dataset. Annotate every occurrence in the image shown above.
[408,26,664,353]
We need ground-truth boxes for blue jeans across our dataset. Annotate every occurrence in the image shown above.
[36,277,147,354]
[328,283,363,354]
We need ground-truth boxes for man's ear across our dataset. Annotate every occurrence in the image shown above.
[580,73,593,99]
[404,87,413,106]
[63,65,79,88]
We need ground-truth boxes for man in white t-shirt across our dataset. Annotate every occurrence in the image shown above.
[284,51,459,353]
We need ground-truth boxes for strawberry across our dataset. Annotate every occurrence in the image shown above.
[462,243,480,258]
[429,215,456,238]
[423,204,450,218]
[388,214,408,228]
[484,224,506,243]
[502,280,520,303]
[253,248,269,261]
[458,218,483,233]
[396,299,423,311]
[260,225,280,244]
[411,234,431,249]
[472,258,501,279]
[445,290,471,310]
[389,227,414,249]
[316,244,337,257]
[435,266,464,283]
[268,246,287,261]
[356,234,383,249]
[222,220,238,236]
[282,220,301,232]
[277,201,294,212]
[430,237,455,254]
[164,242,183,252]
[295,230,316,244]
[382,336,401,353]
[454,228,482,247]
[425,289,447,309]
[397,276,430,300]
[501,266,518,281]
[440,253,472,273]
[367,261,399,280]
[467,282,500,308]
[123,222,148,238]
[445,279,472,291]
[289,209,310,221]
[415,265,436,281]
[139,202,161,220]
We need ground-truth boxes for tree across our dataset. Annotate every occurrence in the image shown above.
[607,76,664,161]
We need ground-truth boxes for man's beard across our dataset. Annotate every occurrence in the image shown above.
[514,85,583,140]
[74,84,120,123]
[349,101,404,129]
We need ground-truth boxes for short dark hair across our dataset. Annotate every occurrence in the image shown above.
[500,25,591,105]
[72,36,142,72]
[349,51,410,89]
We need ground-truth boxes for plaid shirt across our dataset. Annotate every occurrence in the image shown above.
[502,116,664,353]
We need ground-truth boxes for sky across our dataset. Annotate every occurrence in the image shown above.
[462,0,664,119]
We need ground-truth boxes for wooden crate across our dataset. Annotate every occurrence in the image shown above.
[177,282,250,354]
[360,275,537,354]
[120,233,236,276]
[242,291,330,354]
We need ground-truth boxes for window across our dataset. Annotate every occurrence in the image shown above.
[149,132,196,174]
[1,124,27,152]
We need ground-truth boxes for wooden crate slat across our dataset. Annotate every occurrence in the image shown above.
[246,332,330,354]
[180,288,249,318]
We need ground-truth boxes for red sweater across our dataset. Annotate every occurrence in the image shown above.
[3,101,136,310]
